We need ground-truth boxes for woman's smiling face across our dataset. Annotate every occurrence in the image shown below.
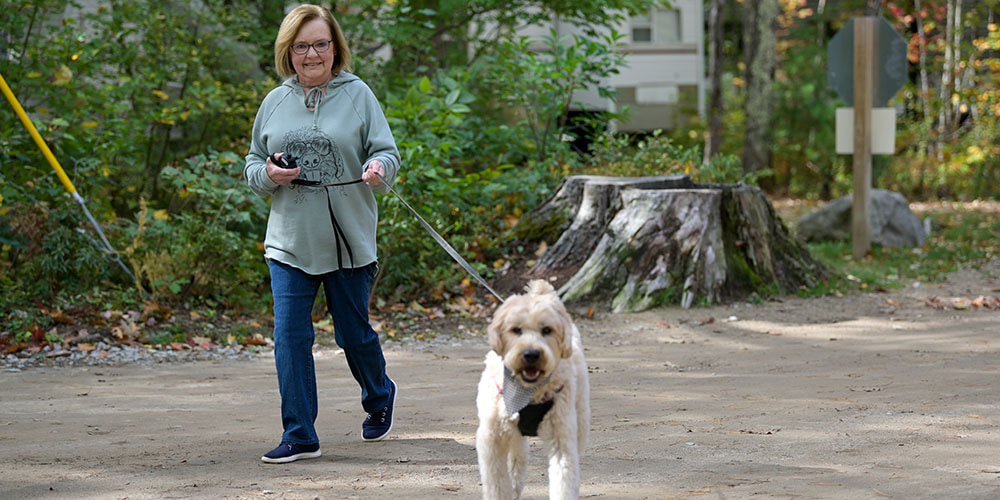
[291,18,334,87]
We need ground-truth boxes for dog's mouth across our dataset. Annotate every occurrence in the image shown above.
[520,367,543,383]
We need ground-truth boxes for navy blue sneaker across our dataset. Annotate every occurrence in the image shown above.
[362,378,397,442]
[260,442,321,464]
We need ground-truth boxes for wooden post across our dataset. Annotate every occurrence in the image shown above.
[852,17,877,260]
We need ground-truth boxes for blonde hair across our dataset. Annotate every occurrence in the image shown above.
[273,4,352,79]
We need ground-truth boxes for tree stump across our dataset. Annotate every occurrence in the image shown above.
[502,175,828,312]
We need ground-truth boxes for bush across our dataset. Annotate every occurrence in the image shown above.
[584,130,771,185]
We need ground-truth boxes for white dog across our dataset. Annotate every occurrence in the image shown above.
[476,280,590,500]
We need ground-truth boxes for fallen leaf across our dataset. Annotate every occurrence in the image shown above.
[924,297,947,310]
[2,343,27,354]
[47,309,74,324]
[534,241,548,257]
[242,334,271,346]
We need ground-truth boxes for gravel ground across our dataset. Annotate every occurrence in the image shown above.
[2,261,998,499]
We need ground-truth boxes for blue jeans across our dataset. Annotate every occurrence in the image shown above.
[267,260,391,445]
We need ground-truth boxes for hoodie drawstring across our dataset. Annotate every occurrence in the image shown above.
[305,85,324,129]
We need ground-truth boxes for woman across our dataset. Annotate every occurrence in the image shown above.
[244,4,400,464]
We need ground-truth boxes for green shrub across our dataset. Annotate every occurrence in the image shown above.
[583,130,771,185]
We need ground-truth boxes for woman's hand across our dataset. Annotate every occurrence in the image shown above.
[362,160,385,186]
[265,153,301,185]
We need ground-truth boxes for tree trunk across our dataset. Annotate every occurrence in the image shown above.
[939,0,954,149]
[704,0,726,164]
[503,175,828,312]
[741,0,777,175]
[914,0,932,191]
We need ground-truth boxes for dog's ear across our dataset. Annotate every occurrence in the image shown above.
[487,306,507,355]
[556,307,574,359]
[559,324,573,359]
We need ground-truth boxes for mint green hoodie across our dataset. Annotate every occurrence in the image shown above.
[244,72,400,274]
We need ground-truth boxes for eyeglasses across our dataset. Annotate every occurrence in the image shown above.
[290,39,333,55]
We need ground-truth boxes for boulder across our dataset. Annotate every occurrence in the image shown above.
[796,189,926,247]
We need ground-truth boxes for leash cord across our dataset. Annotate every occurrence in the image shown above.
[286,169,505,302]
[373,173,505,303]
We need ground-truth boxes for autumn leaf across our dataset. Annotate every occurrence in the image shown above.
[535,241,548,257]
[48,309,74,324]
[142,301,172,321]
[925,297,947,310]
[52,64,72,85]
[242,334,271,346]
[3,343,27,355]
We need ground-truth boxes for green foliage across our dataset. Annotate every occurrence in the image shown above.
[756,0,1000,200]
[377,69,539,299]
[484,29,627,165]
[119,151,270,307]
[371,25,635,299]
[333,0,656,88]
[583,130,771,185]
[1,0,268,211]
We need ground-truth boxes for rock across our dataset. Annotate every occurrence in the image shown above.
[796,189,927,247]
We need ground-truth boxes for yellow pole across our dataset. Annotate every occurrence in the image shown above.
[0,71,77,195]
[1,71,140,288]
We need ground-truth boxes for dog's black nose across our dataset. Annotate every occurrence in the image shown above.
[523,349,541,364]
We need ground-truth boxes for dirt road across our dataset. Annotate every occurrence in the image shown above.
[2,264,999,499]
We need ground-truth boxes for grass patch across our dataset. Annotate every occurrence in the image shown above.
[776,201,1000,297]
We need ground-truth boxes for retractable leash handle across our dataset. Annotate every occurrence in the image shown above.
[373,172,506,303]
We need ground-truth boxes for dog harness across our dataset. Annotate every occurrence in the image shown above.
[499,366,564,436]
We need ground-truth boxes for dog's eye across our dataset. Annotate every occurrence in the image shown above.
[512,327,522,335]
[541,326,553,336]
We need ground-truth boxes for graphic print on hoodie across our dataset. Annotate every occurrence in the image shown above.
[283,127,348,202]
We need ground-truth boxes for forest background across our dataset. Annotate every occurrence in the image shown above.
[1,0,998,347]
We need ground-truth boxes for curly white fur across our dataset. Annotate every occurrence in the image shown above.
[476,280,590,500]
